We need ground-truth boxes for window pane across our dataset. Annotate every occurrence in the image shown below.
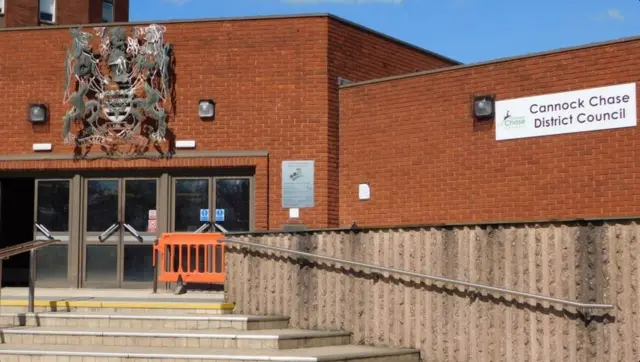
[174,179,208,232]
[86,180,119,232]
[216,179,250,232]
[102,0,113,22]
[40,0,54,12]
[36,245,68,281]
[39,0,54,21]
[37,180,69,232]
[123,245,154,282]
[39,12,53,22]
[125,180,157,232]
[85,245,117,281]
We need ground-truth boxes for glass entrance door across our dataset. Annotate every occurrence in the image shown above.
[82,178,158,288]
[34,179,71,287]
[215,178,252,232]
[172,177,252,233]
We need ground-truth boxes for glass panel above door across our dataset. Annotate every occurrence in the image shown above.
[216,178,250,232]
[125,179,157,232]
[174,179,209,232]
[36,180,70,232]
[86,180,119,232]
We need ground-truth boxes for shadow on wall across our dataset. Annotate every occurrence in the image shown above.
[232,247,614,326]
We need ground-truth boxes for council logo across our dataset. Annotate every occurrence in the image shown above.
[499,110,526,129]
[289,168,304,181]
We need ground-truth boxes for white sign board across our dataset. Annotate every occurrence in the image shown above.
[495,83,636,141]
[282,160,314,208]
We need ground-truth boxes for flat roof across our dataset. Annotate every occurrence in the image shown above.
[341,34,640,89]
[0,13,460,66]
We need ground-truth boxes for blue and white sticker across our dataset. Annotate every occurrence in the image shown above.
[199,209,209,222]
[215,209,225,222]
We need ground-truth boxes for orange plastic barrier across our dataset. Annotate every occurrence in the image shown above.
[153,232,226,285]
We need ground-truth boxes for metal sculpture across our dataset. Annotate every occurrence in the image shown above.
[62,25,174,156]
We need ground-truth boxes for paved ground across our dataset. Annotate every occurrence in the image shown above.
[0,288,225,303]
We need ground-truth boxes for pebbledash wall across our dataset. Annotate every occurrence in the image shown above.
[226,221,640,362]
[0,14,457,231]
[339,36,640,227]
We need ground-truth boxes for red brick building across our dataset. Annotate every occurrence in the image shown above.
[0,0,129,28]
[0,5,636,289]
[0,13,457,288]
[339,37,640,227]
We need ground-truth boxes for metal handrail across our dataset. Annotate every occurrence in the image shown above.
[0,239,60,260]
[222,238,614,310]
[0,238,61,313]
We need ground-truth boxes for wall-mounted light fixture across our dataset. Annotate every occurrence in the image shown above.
[198,99,215,121]
[28,103,48,124]
[472,95,495,121]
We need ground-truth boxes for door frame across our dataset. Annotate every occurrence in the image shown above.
[120,177,161,288]
[170,176,213,233]
[169,175,255,233]
[3,168,255,289]
[33,178,76,288]
[80,177,161,289]
[212,176,255,232]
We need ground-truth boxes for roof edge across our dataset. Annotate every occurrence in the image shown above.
[0,12,461,66]
[325,14,461,66]
[340,34,640,89]
[0,12,334,32]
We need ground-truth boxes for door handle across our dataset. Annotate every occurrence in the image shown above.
[123,223,143,243]
[34,223,55,240]
[213,223,228,234]
[98,222,121,242]
[194,222,211,233]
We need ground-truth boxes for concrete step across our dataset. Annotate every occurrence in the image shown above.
[0,288,230,315]
[0,298,234,315]
[0,343,421,361]
[0,288,225,300]
[0,312,290,331]
[0,326,351,350]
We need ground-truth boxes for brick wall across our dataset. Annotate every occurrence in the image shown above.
[0,15,454,230]
[88,0,129,23]
[55,0,90,25]
[113,0,129,23]
[3,0,127,28]
[339,39,640,227]
[5,1,38,27]
[326,18,456,226]
[0,16,330,230]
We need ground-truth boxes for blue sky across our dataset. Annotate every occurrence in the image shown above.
[131,0,638,64]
